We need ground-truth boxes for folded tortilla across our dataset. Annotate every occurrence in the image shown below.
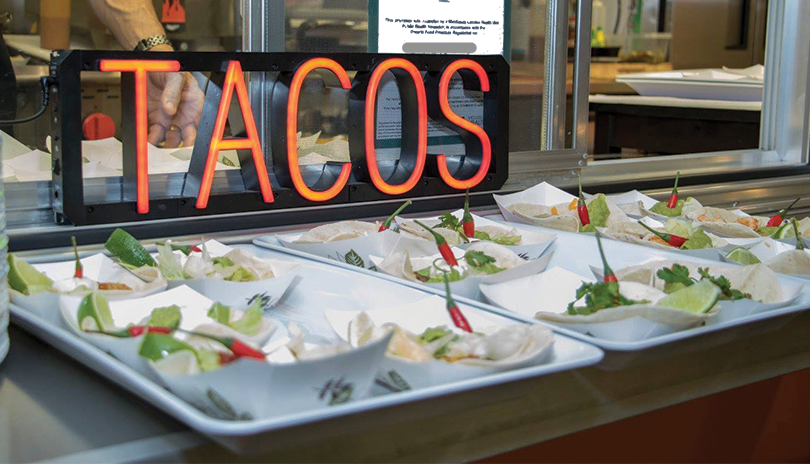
[295,220,379,244]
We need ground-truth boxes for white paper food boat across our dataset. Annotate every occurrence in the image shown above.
[275,225,401,270]
[164,240,299,312]
[11,253,168,326]
[775,235,810,250]
[494,182,577,224]
[597,217,764,261]
[370,246,555,300]
[148,329,392,421]
[395,211,557,260]
[588,259,803,325]
[324,296,555,391]
[603,190,659,218]
[720,239,810,280]
[480,267,717,342]
[494,182,632,232]
[641,201,766,239]
[59,285,283,379]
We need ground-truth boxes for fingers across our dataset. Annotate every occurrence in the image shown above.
[148,123,168,146]
[180,123,197,148]
[161,72,185,117]
[165,127,182,148]
[148,72,203,147]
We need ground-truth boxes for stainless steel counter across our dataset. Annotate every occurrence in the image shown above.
[5,302,810,462]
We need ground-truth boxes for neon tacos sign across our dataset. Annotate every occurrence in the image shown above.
[50,51,509,225]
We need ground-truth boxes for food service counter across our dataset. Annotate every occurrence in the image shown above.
[4,216,810,463]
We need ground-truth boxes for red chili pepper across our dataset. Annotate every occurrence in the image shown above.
[414,220,459,266]
[792,218,804,251]
[71,236,83,278]
[442,272,472,332]
[667,171,681,209]
[766,198,800,227]
[182,330,266,360]
[577,173,590,226]
[87,326,172,338]
[157,241,202,256]
[378,200,412,232]
[461,189,475,238]
[228,339,267,359]
[595,232,618,283]
[126,325,173,337]
[638,221,688,248]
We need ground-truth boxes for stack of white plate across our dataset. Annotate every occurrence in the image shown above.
[0,139,7,365]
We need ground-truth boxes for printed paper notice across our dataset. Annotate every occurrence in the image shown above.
[376,0,504,55]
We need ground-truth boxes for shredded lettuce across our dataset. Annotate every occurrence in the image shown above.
[682,228,713,250]
[157,242,190,280]
[206,299,264,336]
[414,266,464,283]
[212,256,234,268]
[196,349,223,371]
[225,267,257,282]
[474,230,522,246]
[587,194,611,227]
[664,219,695,238]
[229,299,263,335]
[418,327,453,344]
[207,302,231,325]
[579,194,610,233]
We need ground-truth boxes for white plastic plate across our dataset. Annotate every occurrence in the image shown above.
[10,242,603,453]
[463,224,810,352]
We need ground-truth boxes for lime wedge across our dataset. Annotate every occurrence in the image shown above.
[105,228,156,268]
[656,280,721,314]
[138,332,195,361]
[77,292,115,331]
[7,254,54,295]
[773,223,793,239]
[726,247,761,265]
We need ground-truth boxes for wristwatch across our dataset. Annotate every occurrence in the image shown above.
[133,35,172,52]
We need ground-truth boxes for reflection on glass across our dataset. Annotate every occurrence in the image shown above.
[588,0,767,161]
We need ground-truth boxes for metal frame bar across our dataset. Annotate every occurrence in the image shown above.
[243,0,286,162]
[541,0,569,151]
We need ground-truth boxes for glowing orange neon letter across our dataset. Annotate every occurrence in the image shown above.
[99,59,181,213]
[287,58,352,202]
[364,58,427,195]
[195,60,274,209]
[437,59,492,190]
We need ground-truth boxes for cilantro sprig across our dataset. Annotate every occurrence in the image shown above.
[566,281,648,316]
[463,250,504,275]
[436,212,461,231]
[474,230,522,246]
[656,264,750,300]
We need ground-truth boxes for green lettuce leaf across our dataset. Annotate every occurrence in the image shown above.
[206,299,264,336]
[650,199,685,217]
[225,267,257,282]
[147,305,181,330]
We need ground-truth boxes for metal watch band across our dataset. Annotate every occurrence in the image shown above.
[133,35,172,52]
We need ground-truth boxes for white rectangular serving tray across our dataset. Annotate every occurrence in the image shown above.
[9,242,603,454]
[255,222,810,355]
[617,69,763,101]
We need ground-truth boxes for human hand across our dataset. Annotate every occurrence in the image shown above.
[147,71,204,148]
